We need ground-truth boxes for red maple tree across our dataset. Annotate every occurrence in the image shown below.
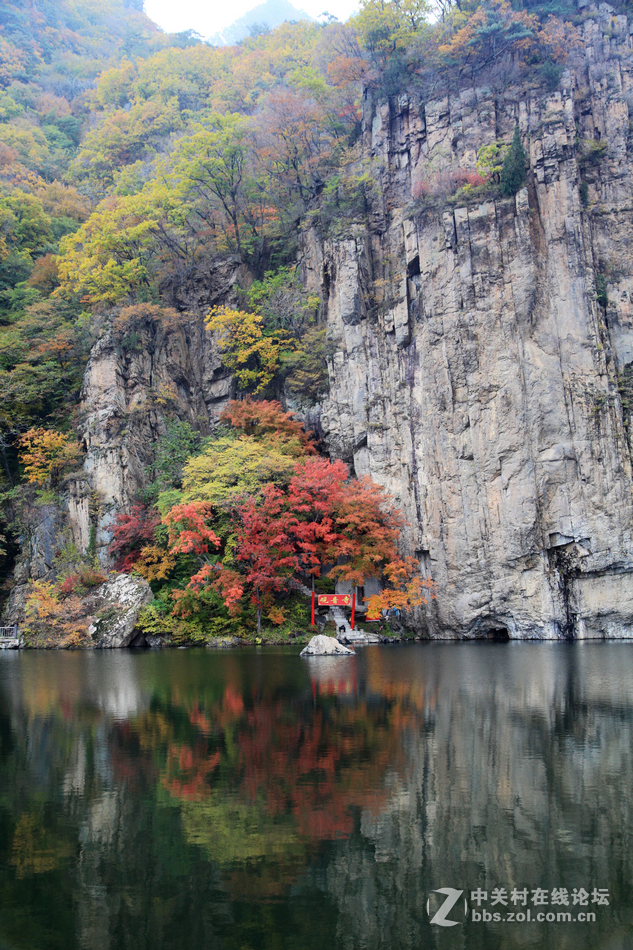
[107,505,161,571]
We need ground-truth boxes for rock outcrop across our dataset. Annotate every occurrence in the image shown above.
[87,574,153,649]
[305,5,633,639]
[3,503,67,624]
[301,635,355,656]
[69,258,247,560]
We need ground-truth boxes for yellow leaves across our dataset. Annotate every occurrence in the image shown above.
[17,427,82,485]
[267,605,286,625]
[476,141,509,180]
[23,580,89,648]
[95,59,137,110]
[0,36,30,87]
[34,181,90,221]
[11,812,75,879]
[0,190,52,260]
[71,98,183,189]
[180,436,298,507]
[56,193,160,304]
[133,545,177,582]
[206,306,287,394]
[352,0,431,63]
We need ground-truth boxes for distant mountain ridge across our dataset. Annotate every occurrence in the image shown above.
[209,0,314,46]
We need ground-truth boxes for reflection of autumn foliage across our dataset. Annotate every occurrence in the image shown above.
[238,702,394,840]
[162,745,221,801]
[11,812,75,878]
[119,681,404,845]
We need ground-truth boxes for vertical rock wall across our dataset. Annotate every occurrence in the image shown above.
[311,7,633,637]
[68,260,246,562]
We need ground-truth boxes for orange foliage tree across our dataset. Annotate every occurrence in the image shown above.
[23,580,89,648]
[439,0,538,67]
[220,398,317,454]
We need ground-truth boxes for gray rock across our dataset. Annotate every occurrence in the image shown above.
[87,574,153,649]
[305,22,633,640]
[206,636,242,649]
[300,635,354,656]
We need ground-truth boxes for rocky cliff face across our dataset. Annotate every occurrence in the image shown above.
[307,4,633,638]
[66,4,633,639]
[69,259,246,557]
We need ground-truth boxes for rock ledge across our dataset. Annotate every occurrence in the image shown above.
[300,635,354,656]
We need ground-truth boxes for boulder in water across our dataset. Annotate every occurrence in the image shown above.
[300,635,354,656]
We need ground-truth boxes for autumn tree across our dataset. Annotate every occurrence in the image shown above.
[353,0,431,69]
[255,88,337,213]
[165,449,431,631]
[163,502,220,557]
[215,487,299,633]
[206,306,288,394]
[107,504,161,570]
[439,0,537,67]
[178,436,299,509]
[18,427,82,485]
[56,192,163,304]
[220,398,317,454]
[170,113,268,264]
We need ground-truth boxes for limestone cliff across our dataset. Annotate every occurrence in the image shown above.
[307,4,633,638]
[64,4,633,639]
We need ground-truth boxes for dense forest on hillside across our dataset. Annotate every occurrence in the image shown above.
[0,0,611,642]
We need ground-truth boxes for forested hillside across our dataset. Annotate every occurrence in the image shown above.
[1,0,624,643]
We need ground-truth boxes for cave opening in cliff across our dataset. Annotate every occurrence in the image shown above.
[407,256,420,279]
[485,627,510,641]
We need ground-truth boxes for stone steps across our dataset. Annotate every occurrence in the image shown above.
[329,606,383,644]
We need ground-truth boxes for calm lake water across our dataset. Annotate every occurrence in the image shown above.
[0,643,631,950]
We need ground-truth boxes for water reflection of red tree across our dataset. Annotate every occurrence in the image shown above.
[124,683,405,845]
[236,701,394,840]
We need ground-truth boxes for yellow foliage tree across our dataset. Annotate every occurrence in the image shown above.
[18,428,82,485]
[206,306,289,393]
[23,581,89,648]
[56,193,161,304]
[180,435,300,507]
[133,544,177,582]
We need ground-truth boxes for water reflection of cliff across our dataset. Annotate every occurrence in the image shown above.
[0,645,631,950]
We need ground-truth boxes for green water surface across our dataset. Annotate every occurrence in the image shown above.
[0,642,631,950]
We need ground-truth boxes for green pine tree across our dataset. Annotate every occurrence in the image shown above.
[501,125,527,197]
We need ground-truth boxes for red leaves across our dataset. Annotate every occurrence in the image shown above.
[162,502,220,556]
[161,447,432,625]
[214,487,299,622]
[285,457,349,575]
[221,398,317,454]
[107,504,160,570]
[211,567,245,616]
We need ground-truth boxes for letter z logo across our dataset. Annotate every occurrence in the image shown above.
[427,888,465,927]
